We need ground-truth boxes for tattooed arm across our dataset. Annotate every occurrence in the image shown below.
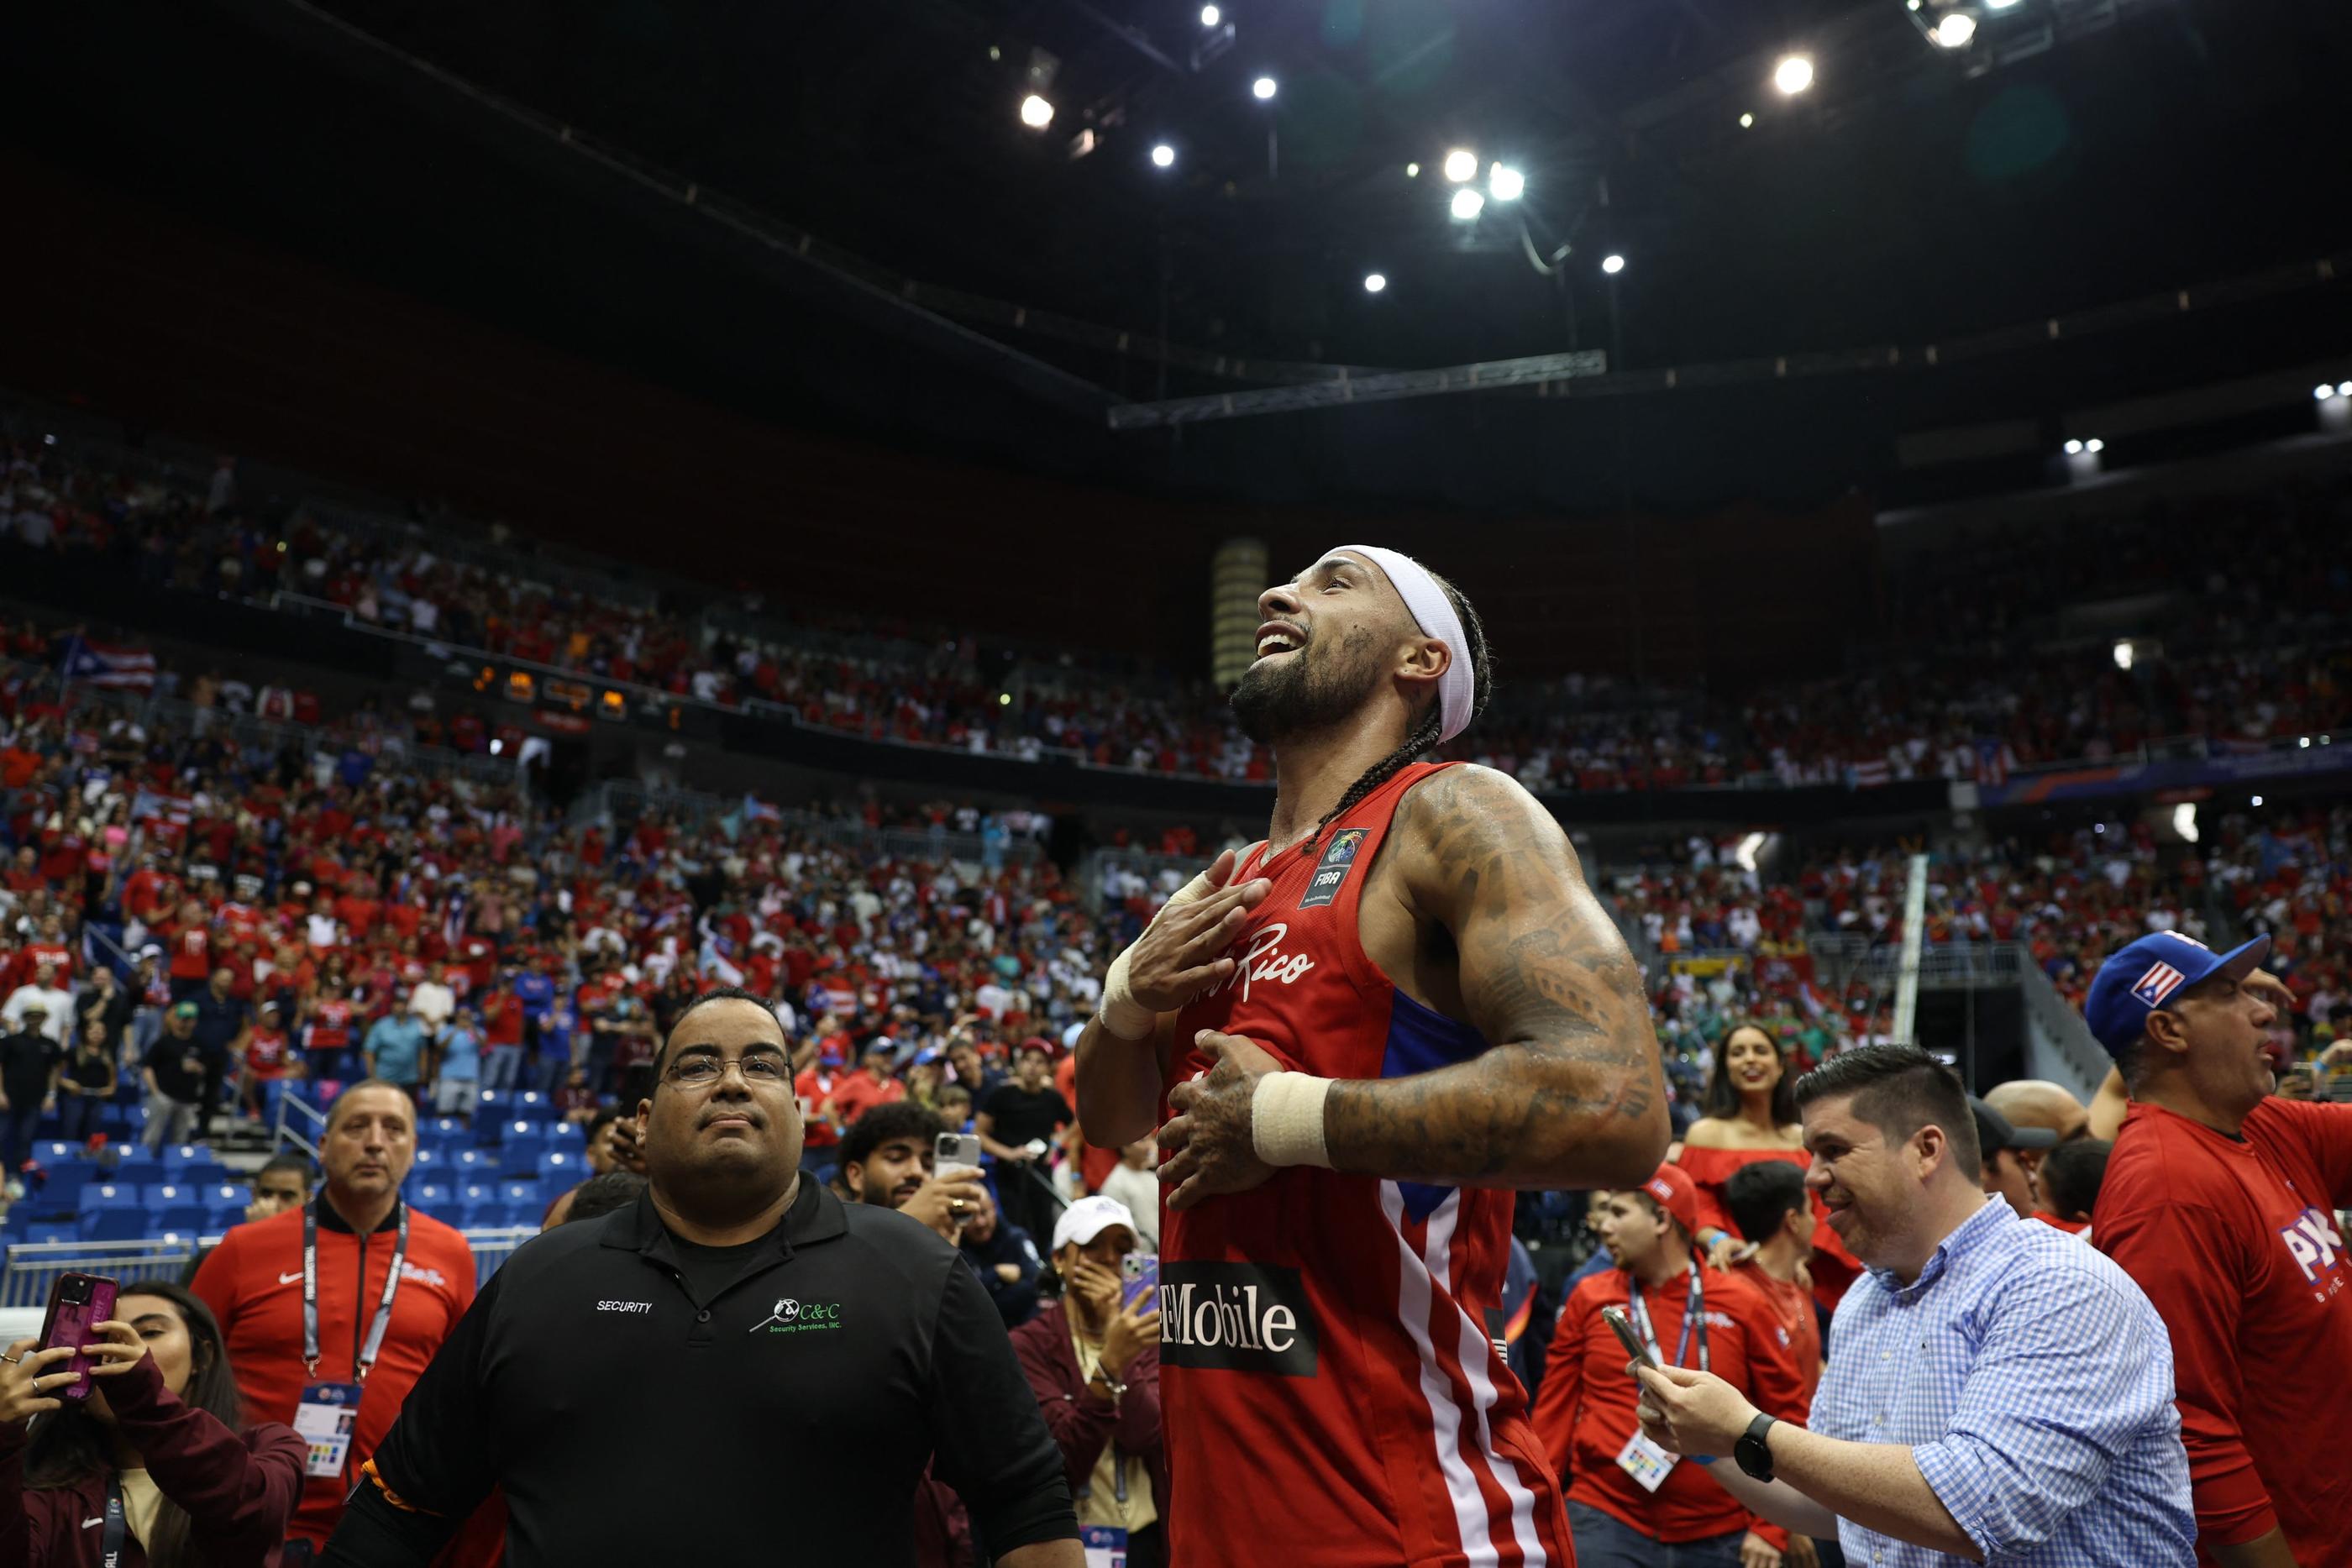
[1321,765,1670,1188]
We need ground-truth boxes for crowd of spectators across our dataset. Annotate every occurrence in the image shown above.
[10,431,2349,794]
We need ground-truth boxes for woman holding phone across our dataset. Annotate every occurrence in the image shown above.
[0,1280,305,1565]
[1011,1196,1165,1568]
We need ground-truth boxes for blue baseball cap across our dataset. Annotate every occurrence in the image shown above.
[2083,931,2271,1057]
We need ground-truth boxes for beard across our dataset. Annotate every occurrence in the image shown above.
[1231,626,1384,743]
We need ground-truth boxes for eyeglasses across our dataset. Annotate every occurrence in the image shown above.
[664,1055,790,1088]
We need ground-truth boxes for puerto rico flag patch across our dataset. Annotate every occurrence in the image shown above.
[2131,962,2187,1008]
[1299,827,1368,910]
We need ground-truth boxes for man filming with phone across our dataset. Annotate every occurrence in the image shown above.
[1531,1165,1811,1568]
[840,1101,990,1242]
[1629,1046,2196,1567]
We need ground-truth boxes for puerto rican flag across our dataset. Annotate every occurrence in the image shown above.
[1850,758,1891,789]
[1974,739,2014,787]
[60,637,157,691]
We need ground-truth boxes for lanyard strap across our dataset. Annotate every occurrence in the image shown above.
[101,1473,126,1566]
[1627,1267,1710,1375]
[303,1199,408,1379]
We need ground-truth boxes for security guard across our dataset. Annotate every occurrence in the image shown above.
[323,987,1082,1567]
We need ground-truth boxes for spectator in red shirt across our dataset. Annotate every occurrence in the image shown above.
[2090,931,2352,1567]
[830,1036,909,1127]
[1530,1166,1811,1568]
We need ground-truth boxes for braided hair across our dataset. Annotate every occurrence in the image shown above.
[1306,569,1493,850]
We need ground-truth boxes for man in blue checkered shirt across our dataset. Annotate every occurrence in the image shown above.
[1630,1045,2195,1565]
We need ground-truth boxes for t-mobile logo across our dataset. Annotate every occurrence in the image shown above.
[1157,1263,1319,1377]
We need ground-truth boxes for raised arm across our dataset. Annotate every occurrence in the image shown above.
[1319,766,1669,1188]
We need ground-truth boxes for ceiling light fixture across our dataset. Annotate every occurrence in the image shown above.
[1774,55,1815,95]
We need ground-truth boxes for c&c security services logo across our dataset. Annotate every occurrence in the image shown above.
[749,1297,843,1335]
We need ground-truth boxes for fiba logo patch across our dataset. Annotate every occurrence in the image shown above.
[1298,827,1368,910]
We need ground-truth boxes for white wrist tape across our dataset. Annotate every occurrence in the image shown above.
[1097,864,1223,1042]
[1251,1072,1334,1169]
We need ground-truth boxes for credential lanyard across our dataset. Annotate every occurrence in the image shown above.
[100,1474,125,1566]
[1626,1267,1710,1375]
[303,1199,408,1379]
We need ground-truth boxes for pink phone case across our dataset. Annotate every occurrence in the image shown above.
[38,1272,119,1402]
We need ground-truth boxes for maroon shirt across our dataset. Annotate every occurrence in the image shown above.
[1008,1297,1167,1525]
[0,1352,305,1565]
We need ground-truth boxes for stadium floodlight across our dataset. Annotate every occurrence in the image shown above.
[2340,381,2352,396]
[1200,4,1221,24]
[1252,76,1278,100]
[2321,384,2344,401]
[1019,94,1054,128]
[1363,272,1387,294]
[1152,143,1176,168]
[2065,438,2084,454]
[2252,794,2265,808]
[1405,162,1420,177]
[1442,148,1478,183]
[2086,438,2106,454]
[1488,165,1525,201]
[1450,187,1485,221]
[1986,0,2019,8]
[1740,112,1755,128]
[1933,12,1977,47]
[1774,55,1814,94]
[2113,640,2134,670]
[2172,804,2198,843]
[1601,253,1626,275]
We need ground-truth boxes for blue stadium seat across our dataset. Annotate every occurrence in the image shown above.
[35,1163,97,1204]
[22,1220,77,1246]
[198,1183,246,1212]
[500,1138,549,1175]
[81,1183,140,1212]
[499,1179,539,1206]
[407,1146,443,1177]
[144,1183,198,1210]
[163,1145,223,1177]
[428,1117,467,1144]
[104,1156,163,1188]
[412,1183,454,1212]
[545,1120,584,1146]
[34,1141,84,1165]
[535,1148,578,1181]
[155,1204,207,1235]
[476,1089,509,1121]
[510,1091,554,1122]
[83,1209,160,1241]
[448,1149,492,1176]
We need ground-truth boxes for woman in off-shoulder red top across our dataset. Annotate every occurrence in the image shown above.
[1673,1020,1860,1311]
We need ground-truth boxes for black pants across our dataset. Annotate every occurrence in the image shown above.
[995,1159,1062,1251]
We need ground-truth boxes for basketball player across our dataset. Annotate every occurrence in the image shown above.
[1075,546,1672,1568]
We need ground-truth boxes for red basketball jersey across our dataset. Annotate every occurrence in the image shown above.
[1163,762,1572,1568]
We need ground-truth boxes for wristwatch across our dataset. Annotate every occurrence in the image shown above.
[1735,1413,1778,1481]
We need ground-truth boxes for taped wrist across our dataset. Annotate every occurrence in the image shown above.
[1251,1072,1334,1169]
[1096,864,1223,1041]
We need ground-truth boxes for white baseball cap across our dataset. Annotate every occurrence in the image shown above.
[1051,1194,1140,1253]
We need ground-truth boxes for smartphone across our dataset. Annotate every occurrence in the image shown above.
[38,1272,119,1403]
[935,1131,983,1180]
[1121,1251,1159,1312]
[1600,1305,1659,1374]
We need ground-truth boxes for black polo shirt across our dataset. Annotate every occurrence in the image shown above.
[328,1180,1077,1566]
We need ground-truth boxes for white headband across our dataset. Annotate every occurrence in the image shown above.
[1335,545,1475,744]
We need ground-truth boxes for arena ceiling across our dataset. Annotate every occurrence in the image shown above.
[5,0,2350,511]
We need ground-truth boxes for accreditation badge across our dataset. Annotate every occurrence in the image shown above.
[294,1382,362,1479]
